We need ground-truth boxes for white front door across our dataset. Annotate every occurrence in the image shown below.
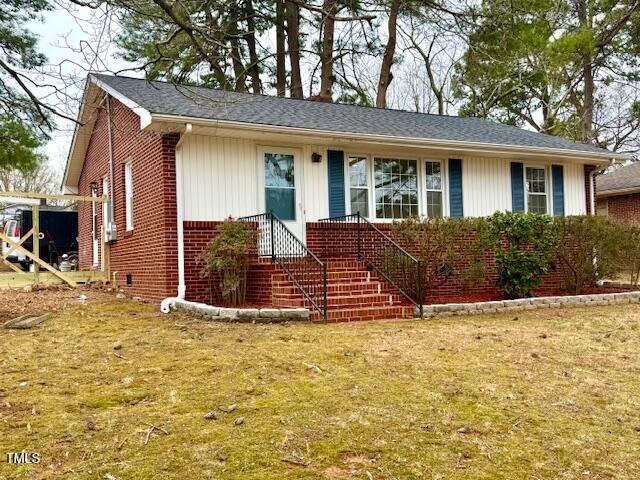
[258,147,305,244]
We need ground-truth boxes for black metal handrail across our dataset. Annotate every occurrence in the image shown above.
[318,213,423,315]
[239,213,327,321]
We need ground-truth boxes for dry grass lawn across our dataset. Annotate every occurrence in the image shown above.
[1,289,640,479]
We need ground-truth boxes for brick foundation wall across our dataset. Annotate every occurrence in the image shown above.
[601,193,640,224]
[183,221,277,305]
[306,222,568,301]
[78,96,179,302]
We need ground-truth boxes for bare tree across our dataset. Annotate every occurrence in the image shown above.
[376,0,402,108]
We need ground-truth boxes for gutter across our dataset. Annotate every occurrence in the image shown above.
[174,123,192,299]
[149,113,628,163]
[595,186,640,198]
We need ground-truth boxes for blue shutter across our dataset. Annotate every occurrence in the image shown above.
[327,150,346,217]
[448,158,463,217]
[552,164,565,216]
[511,162,525,212]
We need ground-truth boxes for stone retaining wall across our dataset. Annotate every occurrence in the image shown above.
[161,297,310,322]
[422,291,640,318]
[162,291,640,323]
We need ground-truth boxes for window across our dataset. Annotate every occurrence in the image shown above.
[525,166,548,214]
[265,153,296,220]
[374,158,418,219]
[425,161,443,218]
[124,162,134,230]
[348,156,369,217]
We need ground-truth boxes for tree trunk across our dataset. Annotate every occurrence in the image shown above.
[576,0,594,143]
[319,0,337,101]
[229,6,247,92]
[275,0,287,96]
[286,0,303,98]
[376,0,401,108]
[245,0,263,94]
[582,60,594,142]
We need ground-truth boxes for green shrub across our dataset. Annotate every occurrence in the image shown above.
[555,216,630,294]
[201,220,258,305]
[482,212,559,299]
[393,217,487,296]
[622,224,640,286]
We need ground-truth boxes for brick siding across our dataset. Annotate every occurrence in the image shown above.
[78,96,179,302]
[183,221,278,305]
[306,222,568,301]
[601,193,640,224]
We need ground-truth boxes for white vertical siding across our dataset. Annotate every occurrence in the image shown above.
[181,135,330,221]
[181,135,258,220]
[564,162,587,215]
[180,133,590,221]
[462,157,587,217]
[302,144,329,222]
[462,157,512,217]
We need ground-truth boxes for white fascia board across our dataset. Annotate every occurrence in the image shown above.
[149,113,625,164]
[62,79,93,189]
[90,75,153,129]
[63,76,155,190]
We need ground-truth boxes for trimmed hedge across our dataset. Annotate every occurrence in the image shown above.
[394,213,639,299]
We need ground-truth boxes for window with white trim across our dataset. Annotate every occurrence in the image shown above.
[124,161,134,230]
[525,166,548,214]
[374,157,418,219]
[348,155,369,217]
[425,160,443,218]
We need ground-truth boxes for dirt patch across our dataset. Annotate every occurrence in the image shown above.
[0,285,119,323]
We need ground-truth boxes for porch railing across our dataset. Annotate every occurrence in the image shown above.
[239,213,328,321]
[318,213,423,315]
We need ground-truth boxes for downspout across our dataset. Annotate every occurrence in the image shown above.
[175,123,192,299]
[590,169,596,215]
[161,123,192,313]
[106,95,116,227]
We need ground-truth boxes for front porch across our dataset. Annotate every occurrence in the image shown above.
[183,214,420,322]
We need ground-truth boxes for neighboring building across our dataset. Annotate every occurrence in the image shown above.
[596,162,640,223]
[63,74,625,319]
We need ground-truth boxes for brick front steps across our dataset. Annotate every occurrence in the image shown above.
[271,258,415,323]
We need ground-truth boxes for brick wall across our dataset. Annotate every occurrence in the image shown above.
[183,220,277,305]
[78,96,179,302]
[307,222,568,301]
[603,193,640,224]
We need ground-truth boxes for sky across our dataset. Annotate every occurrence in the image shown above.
[29,5,135,172]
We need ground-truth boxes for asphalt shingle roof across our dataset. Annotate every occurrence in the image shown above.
[94,74,615,157]
[597,162,640,193]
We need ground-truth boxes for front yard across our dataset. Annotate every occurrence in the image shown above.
[1,289,639,479]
